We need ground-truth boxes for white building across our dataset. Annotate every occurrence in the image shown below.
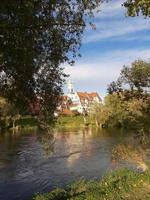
[64,80,101,114]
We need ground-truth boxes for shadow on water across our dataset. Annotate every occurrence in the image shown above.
[0,127,146,200]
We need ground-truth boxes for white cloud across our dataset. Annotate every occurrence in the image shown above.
[83,0,150,43]
[63,0,150,98]
[95,0,125,18]
[108,34,150,42]
[84,19,150,43]
[64,48,150,98]
[97,48,150,63]
[65,62,119,81]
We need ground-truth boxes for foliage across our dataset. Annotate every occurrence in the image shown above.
[0,97,8,127]
[90,102,110,127]
[55,116,91,128]
[124,0,150,17]
[40,132,55,158]
[108,60,150,94]
[0,96,20,128]
[0,97,7,117]
[33,168,150,200]
[120,60,150,92]
[104,94,150,129]
[16,116,39,127]
[106,60,150,129]
[112,144,149,171]
[0,0,102,124]
[0,0,149,126]
[105,93,129,127]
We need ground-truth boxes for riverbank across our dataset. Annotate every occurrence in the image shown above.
[55,115,94,128]
[0,127,149,200]
[13,116,39,130]
[33,168,150,200]
[9,116,92,131]
[1,115,149,132]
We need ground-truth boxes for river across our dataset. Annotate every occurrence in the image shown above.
[0,127,137,200]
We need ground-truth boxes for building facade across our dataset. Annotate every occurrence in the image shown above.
[59,81,101,115]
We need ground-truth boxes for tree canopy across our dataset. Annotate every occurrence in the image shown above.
[0,0,103,123]
[124,0,150,17]
[106,60,150,129]
[108,60,150,95]
[90,60,150,129]
[0,1,149,125]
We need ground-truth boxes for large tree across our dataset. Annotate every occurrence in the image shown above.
[0,1,149,126]
[108,60,150,95]
[0,0,103,125]
[107,60,150,129]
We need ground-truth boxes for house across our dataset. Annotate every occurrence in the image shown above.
[59,80,101,115]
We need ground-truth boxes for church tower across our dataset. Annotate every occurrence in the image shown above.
[67,80,75,94]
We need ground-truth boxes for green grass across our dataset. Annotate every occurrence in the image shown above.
[15,115,94,129]
[55,116,94,128]
[16,116,39,128]
[33,168,150,200]
[6,115,93,130]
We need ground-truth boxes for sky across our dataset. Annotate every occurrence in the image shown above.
[64,0,150,99]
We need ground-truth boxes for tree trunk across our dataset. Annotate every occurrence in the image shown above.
[13,119,15,129]
[95,118,99,127]
[83,114,87,125]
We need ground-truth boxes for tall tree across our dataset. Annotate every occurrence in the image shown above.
[108,60,150,95]
[106,60,150,129]
[0,0,102,125]
[0,1,149,126]
[120,60,150,92]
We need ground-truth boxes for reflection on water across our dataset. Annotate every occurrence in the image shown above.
[40,133,55,157]
[0,127,129,200]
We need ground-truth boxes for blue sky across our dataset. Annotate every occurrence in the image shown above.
[64,0,150,99]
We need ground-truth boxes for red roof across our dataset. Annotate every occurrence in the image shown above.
[69,103,79,107]
[77,92,101,101]
[59,95,68,101]
[61,109,73,116]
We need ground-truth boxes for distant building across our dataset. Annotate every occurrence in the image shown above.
[58,80,101,115]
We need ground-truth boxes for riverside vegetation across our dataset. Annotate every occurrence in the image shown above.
[1,1,150,200]
[32,60,150,200]
[33,169,150,200]
[0,60,150,200]
[90,60,150,131]
[1,60,149,132]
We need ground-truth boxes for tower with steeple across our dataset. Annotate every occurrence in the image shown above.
[66,80,79,102]
[67,80,75,94]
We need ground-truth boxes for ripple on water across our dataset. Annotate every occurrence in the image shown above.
[0,128,135,200]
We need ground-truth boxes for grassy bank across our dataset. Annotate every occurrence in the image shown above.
[8,115,150,131]
[17,116,88,129]
[16,116,38,126]
[55,116,94,128]
[14,116,39,130]
[33,168,150,200]
[1,115,89,131]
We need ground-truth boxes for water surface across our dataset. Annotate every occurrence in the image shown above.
[0,128,128,200]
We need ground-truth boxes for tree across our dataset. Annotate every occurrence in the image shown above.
[0,96,21,129]
[0,0,102,126]
[0,97,8,128]
[104,93,129,127]
[120,60,150,92]
[108,60,150,95]
[90,102,110,127]
[107,80,122,95]
[0,1,149,127]
[124,0,150,17]
[106,60,150,129]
